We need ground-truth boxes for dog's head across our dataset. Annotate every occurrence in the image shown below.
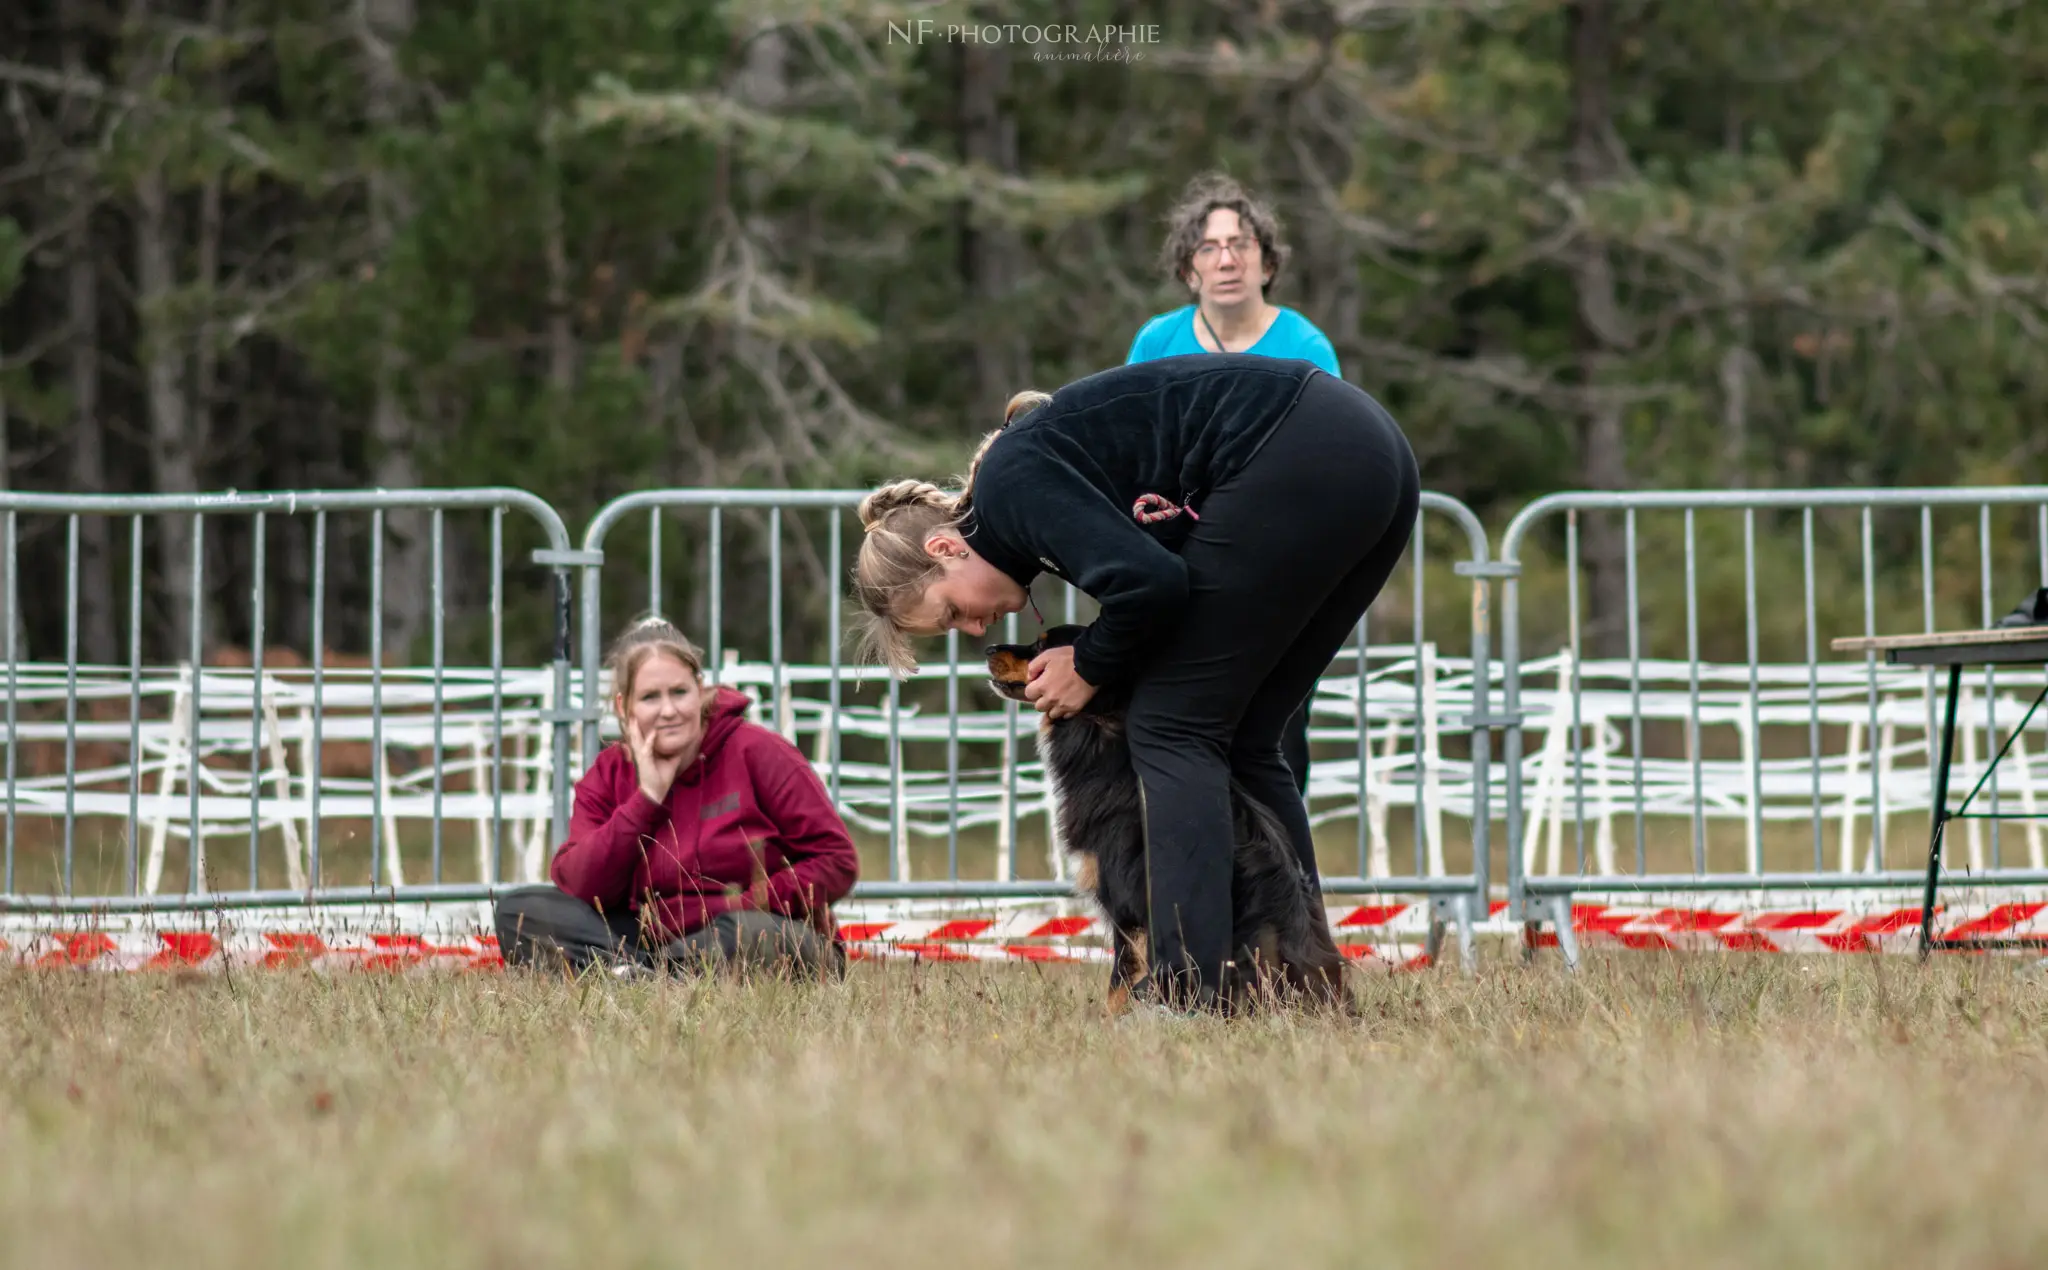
[983,625,1086,703]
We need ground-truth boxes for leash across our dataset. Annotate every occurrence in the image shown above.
[1132,492,1199,524]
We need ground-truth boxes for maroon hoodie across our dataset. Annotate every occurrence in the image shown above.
[549,686,859,941]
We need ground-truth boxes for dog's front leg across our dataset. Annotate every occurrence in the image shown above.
[1104,924,1149,1018]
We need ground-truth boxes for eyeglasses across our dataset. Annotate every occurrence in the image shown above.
[1192,236,1258,262]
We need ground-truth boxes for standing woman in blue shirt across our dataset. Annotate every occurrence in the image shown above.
[1126,174,1342,824]
[1126,173,1341,375]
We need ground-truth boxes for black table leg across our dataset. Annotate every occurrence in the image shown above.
[1920,663,1964,960]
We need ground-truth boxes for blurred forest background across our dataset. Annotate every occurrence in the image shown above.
[1,0,2045,671]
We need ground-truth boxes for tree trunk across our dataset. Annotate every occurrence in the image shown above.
[543,180,577,394]
[199,0,235,645]
[1565,0,1633,658]
[651,336,690,473]
[1718,317,1759,487]
[195,0,224,468]
[67,204,119,665]
[367,361,426,663]
[360,0,428,664]
[63,32,118,665]
[730,26,790,402]
[136,161,206,658]
[1306,212,1361,378]
[285,401,347,653]
[649,333,698,632]
[956,40,1027,423]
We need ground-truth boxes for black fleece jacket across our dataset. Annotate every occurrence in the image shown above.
[959,353,1324,687]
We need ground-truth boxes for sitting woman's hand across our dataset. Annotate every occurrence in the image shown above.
[1025,645,1097,720]
[625,716,687,804]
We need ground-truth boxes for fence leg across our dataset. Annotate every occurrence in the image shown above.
[1738,712,1760,875]
[144,669,192,896]
[1368,721,1396,878]
[1872,720,1898,873]
[1548,894,1581,972]
[1526,684,1570,876]
[472,726,492,885]
[1838,719,1863,871]
[1421,642,1445,876]
[1432,892,1477,975]
[523,678,554,883]
[1591,712,1618,874]
[1961,693,1985,872]
[810,706,831,765]
[893,747,912,882]
[996,723,1015,883]
[2014,728,2043,869]
[1524,895,1580,970]
[378,743,405,889]
[259,683,306,892]
[296,705,315,866]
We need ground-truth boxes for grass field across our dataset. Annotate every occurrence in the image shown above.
[6,953,2048,1268]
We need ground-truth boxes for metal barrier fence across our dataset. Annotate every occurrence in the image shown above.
[0,490,578,914]
[1500,487,2048,957]
[577,490,1497,950]
[15,480,2048,968]
[0,484,1499,950]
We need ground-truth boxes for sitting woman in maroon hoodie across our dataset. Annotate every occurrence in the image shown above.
[493,616,860,980]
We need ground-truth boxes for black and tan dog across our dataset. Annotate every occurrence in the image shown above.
[985,625,1349,1016]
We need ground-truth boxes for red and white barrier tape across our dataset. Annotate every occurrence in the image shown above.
[1520,900,2048,955]
[4,895,2045,973]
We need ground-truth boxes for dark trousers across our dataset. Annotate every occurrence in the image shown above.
[1282,702,1311,799]
[493,884,845,981]
[1127,371,1419,1010]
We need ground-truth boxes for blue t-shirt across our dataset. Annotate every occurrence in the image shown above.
[1125,305,1341,376]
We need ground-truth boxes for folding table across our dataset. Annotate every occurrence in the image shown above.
[1831,625,2048,957]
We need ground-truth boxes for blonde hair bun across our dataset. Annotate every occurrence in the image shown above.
[849,387,1046,677]
[1004,390,1053,425]
[858,480,950,534]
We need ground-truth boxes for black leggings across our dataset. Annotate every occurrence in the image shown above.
[493,884,845,981]
[1128,371,1419,1009]
[1282,703,1311,798]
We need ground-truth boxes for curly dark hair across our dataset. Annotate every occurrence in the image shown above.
[1157,173,1290,297]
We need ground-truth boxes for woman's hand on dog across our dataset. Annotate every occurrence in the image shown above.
[1025,645,1097,719]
